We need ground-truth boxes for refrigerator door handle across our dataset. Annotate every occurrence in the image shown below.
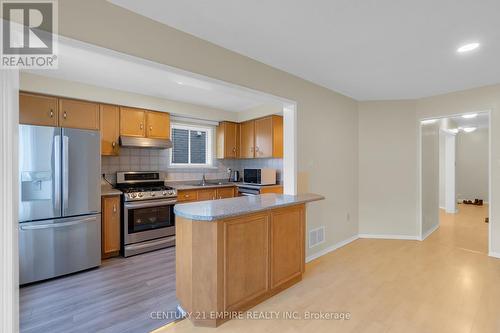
[54,135,61,212]
[20,217,95,230]
[62,135,69,212]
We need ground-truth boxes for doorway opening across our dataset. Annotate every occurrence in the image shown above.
[420,112,490,254]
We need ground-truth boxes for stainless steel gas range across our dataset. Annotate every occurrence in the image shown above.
[116,171,177,257]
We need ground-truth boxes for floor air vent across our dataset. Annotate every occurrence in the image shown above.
[309,226,325,248]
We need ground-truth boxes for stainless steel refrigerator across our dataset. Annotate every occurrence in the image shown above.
[19,125,101,284]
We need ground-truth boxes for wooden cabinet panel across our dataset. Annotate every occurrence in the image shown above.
[272,116,283,158]
[146,111,170,139]
[59,98,100,130]
[101,195,121,258]
[100,104,120,156]
[224,214,269,311]
[254,117,273,158]
[216,187,234,199]
[178,189,198,202]
[216,122,239,159]
[260,186,283,194]
[240,120,255,159]
[197,189,217,201]
[19,92,58,126]
[120,107,145,137]
[270,205,305,289]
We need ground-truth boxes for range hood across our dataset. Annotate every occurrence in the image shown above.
[119,136,173,149]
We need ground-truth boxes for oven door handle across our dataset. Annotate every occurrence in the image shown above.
[124,199,177,209]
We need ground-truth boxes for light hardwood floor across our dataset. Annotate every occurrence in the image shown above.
[20,247,178,333]
[156,204,498,333]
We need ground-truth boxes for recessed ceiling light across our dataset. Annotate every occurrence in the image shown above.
[457,43,480,53]
[421,119,438,125]
[462,127,477,133]
[462,113,478,119]
[176,81,184,85]
[448,128,459,134]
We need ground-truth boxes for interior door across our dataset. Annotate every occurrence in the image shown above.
[19,125,62,222]
[62,128,101,217]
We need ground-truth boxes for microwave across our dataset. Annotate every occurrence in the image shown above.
[243,168,276,185]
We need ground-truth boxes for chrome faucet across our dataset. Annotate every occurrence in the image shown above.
[201,173,207,186]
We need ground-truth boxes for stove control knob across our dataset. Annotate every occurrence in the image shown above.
[128,193,136,199]
[162,191,167,196]
[138,192,144,198]
[168,190,175,196]
[150,192,156,197]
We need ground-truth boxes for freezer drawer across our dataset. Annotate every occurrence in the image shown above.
[19,214,101,285]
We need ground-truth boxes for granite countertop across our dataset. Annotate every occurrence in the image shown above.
[174,193,324,221]
[101,184,122,196]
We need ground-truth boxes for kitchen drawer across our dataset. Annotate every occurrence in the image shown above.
[177,190,198,202]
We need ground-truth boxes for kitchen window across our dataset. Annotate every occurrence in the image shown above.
[170,123,214,167]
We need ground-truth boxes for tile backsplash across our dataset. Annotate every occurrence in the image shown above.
[102,147,282,184]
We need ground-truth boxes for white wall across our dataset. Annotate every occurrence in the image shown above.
[456,128,489,202]
[56,0,359,257]
[358,101,418,237]
[439,130,446,208]
[421,122,440,237]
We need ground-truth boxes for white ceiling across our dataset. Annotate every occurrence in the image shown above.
[109,0,500,100]
[25,37,282,112]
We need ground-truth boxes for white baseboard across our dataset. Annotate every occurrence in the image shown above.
[358,234,419,240]
[489,252,500,259]
[421,224,439,241]
[305,235,359,263]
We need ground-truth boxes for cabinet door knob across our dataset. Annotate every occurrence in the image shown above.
[113,204,117,213]
[255,146,259,152]
[140,123,143,130]
[49,109,54,118]
[112,141,116,148]
[149,126,153,131]
[63,111,67,119]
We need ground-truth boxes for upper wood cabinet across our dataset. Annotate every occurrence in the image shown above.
[120,107,170,139]
[146,111,170,139]
[237,115,283,159]
[101,195,121,258]
[100,104,120,156]
[58,98,100,130]
[19,92,58,126]
[254,115,283,158]
[240,120,255,159]
[216,121,239,159]
[120,107,145,137]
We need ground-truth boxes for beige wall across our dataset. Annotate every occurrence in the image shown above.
[358,101,418,237]
[57,0,359,257]
[456,128,489,202]
[358,85,500,254]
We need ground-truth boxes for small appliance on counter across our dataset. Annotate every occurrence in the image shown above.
[229,169,240,182]
[115,171,178,257]
[243,168,276,185]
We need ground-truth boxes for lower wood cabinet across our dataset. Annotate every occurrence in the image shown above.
[224,213,269,311]
[176,204,306,327]
[216,187,234,199]
[177,186,235,203]
[101,195,121,258]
